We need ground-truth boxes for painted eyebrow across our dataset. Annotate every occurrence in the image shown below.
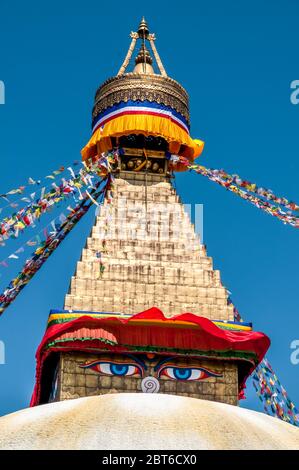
[79,359,136,369]
[153,358,222,375]
[125,354,148,371]
[155,362,224,378]
[153,356,180,372]
[80,355,148,371]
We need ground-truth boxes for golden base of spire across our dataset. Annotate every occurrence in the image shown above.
[93,73,189,124]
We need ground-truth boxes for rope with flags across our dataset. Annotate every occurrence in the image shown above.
[252,358,299,426]
[0,151,119,247]
[171,156,299,228]
[0,167,96,244]
[231,300,299,426]
[0,163,83,206]
[0,175,113,316]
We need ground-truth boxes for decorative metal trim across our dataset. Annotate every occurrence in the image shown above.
[92,73,190,124]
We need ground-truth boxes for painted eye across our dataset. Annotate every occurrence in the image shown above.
[80,361,142,377]
[97,363,138,376]
[158,366,222,381]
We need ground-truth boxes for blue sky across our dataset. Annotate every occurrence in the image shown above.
[0,0,298,416]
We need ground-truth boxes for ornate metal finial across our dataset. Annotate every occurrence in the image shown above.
[133,42,154,74]
[138,17,149,39]
[117,18,167,77]
[135,43,153,66]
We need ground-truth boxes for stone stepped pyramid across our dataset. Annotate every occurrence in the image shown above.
[64,173,233,320]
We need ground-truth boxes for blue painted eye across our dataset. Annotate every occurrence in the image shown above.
[110,364,129,376]
[173,368,192,380]
[80,361,142,377]
[158,366,222,381]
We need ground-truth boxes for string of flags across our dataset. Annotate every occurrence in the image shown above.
[182,152,299,423]
[229,298,299,426]
[0,157,117,246]
[0,208,74,271]
[197,166,299,211]
[0,149,119,212]
[252,358,299,426]
[0,163,82,208]
[172,156,299,228]
[0,176,112,316]
[0,149,120,276]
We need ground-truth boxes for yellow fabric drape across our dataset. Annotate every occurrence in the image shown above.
[81,114,204,164]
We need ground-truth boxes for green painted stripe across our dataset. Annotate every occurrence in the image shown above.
[45,336,117,349]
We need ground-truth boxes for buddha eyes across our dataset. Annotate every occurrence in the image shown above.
[158,366,222,381]
[80,360,222,381]
[80,361,142,377]
[93,363,141,377]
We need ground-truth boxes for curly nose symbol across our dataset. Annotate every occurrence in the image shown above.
[141,376,160,393]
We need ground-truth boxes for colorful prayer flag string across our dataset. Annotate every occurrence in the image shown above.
[0,160,110,245]
[0,210,73,270]
[172,156,299,228]
[0,177,111,316]
[252,358,299,426]
[0,163,82,206]
[229,298,299,426]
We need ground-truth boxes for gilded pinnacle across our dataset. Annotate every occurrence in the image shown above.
[138,17,149,38]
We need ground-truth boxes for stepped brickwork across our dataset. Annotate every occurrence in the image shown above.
[64,172,233,321]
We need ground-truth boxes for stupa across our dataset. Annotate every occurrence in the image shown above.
[0,18,298,450]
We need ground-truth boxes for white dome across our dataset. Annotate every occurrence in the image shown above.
[0,394,298,450]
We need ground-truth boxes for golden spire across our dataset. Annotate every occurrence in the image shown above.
[117,18,167,77]
[133,42,154,74]
[137,16,149,39]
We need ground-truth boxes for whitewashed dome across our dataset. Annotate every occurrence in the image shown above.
[0,394,298,450]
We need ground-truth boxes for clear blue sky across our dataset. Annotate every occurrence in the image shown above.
[0,0,298,416]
